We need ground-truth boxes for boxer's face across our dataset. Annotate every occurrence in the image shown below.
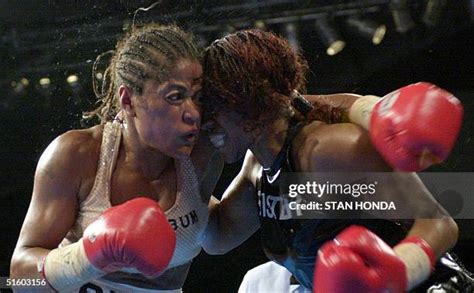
[205,111,253,163]
[130,58,202,158]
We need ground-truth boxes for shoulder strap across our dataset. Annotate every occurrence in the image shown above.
[263,118,305,176]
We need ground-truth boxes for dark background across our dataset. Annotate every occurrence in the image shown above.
[1,1,473,292]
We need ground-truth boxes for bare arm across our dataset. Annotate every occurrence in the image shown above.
[304,93,372,123]
[10,130,97,284]
[305,93,361,111]
[298,122,458,258]
[202,150,261,255]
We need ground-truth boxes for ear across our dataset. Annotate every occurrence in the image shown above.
[119,85,135,117]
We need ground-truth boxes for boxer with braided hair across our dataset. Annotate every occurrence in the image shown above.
[85,23,202,123]
[10,23,222,292]
[202,29,467,292]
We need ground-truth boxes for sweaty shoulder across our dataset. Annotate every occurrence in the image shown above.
[293,122,390,172]
[36,125,103,200]
[241,150,261,186]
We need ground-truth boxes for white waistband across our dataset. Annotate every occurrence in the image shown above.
[86,279,183,293]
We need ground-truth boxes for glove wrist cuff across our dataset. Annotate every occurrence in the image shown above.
[42,239,105,291]
[394,236,436,290]
[348,95,380,130]
[398,236,436,268]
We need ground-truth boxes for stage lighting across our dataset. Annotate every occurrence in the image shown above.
[346,16,386,45]
[314,17,345,56]
[38,77,54,98]
[67,74,79,85]
[39,77,51,88]
[20,77,29,87]
[67,74,81,94]
[283,22,300,51]
[12,78,29,94]
[422,0,447,27]
[254,20,267,30]
[390,0,416,33]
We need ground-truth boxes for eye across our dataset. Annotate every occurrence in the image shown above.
[166,92,185,102]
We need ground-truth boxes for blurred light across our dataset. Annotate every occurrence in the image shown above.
[12,78,29,94]
[38,78,54,98]
[390,0,416,33]
[39,77,51,88]
[66,74,81,95]
[283,22,300,51]
[67,74,79,84]
[254,20,267,30]
[314,17,345,56]
[422,0,447,27]
[95,72,103,80]
[346,16,386,45]
[20,77,29,86]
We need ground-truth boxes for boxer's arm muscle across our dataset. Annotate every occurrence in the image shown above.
[10,131,92,280]
[297,122,389,172]
[300,123,458,259]
[203,150,260,255]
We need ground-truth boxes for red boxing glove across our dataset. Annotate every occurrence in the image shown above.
[370,82,463,171]
[43,197,175,291]
[83,197,175,276]
[314,226,407,293]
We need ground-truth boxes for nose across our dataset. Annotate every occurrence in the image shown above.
[183,99,201,126]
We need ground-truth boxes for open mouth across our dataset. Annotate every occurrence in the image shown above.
[183,131,199,144]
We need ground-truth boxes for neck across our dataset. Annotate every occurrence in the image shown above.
[250,117,290,169]
[120,122,172,180]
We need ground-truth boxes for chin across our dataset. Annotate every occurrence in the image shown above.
[174,146,194,159]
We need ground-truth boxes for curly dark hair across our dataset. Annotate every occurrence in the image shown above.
[202,29,309,131]
[84,23,200,123]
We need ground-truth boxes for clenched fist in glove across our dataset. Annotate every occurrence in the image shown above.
[314,226,435,293]
[42,197,176,291]
[349,82,463,171]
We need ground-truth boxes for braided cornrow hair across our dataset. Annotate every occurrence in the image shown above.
[84,23,200,123]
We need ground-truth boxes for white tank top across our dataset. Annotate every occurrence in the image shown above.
[60,121,209,290]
